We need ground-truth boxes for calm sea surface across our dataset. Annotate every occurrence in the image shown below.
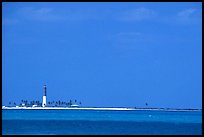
[2,109,202,135]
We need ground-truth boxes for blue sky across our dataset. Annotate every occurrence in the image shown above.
[2,2,202,108]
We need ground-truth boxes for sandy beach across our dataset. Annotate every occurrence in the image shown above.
[2,106,135,110]
[2,106,201,111]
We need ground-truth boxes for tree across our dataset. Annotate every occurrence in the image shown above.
[25,100,28,106]
[36,101,40,106]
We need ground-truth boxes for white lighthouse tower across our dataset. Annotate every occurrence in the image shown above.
[42,84,47,107]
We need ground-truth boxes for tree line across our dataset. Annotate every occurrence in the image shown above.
[8,99,82,107]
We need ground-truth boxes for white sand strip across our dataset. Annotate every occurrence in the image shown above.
[2,106,201,111]
[2,106,135,110]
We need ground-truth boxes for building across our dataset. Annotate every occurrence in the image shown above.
[71,104,79,108]
[42,84,47,107]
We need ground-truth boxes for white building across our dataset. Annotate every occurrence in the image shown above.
[42,84,47,107]
[71,104,79,107]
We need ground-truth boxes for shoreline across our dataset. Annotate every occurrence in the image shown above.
[2,107,135,111]
[2,106,202,111]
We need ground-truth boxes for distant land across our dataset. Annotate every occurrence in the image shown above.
[2,106,202,111]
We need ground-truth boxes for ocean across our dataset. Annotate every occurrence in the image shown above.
[2,109,202,135]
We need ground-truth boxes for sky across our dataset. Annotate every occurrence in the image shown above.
[2,2,202,108]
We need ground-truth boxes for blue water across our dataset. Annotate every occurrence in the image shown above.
[2,109,202,135]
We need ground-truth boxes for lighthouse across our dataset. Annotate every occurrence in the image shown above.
[42,84,47,107]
